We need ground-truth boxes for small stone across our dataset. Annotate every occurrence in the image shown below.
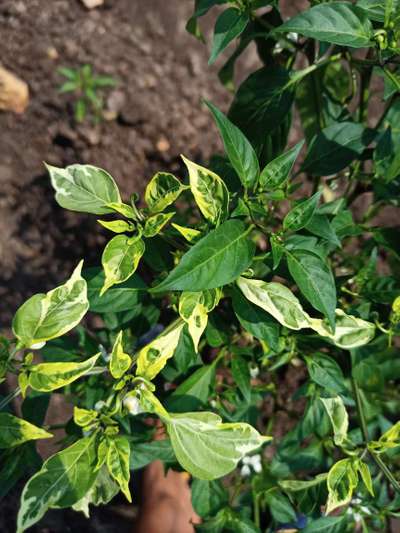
[47,46,59,60]
[0,66,29,114]
[80,0,104,8]
[78,126,101,146]
[106,89,125,115]
[156,137,170,152]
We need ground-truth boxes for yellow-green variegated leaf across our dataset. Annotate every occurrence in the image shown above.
[17,436,98,532]
[136,320,185,380]
[182,155,229,225]
[106,436,132,502]
[73,407,98,428]
[97,219,134,233]
[143,212,175,238]
[28,354,100,392]
[171,223,202,243]
[356,460,374,496]
[237,278,375,349]
[12,261,89,348]
[310,310,375,349]
[164,411,270,480]
[320,396,348,446]
[145,172,186,213]
[47,164,121,215]
[368,421,400,453]
[106,202,137,220]
[279,473,328,492]
[179,292,208,352]
[0,413,52,449]
[326,458,358,514]
[237,277,311,330]
[109,331,132,379]
[71,466,119,518]
[101,235,145,295]
[179,290,221,351]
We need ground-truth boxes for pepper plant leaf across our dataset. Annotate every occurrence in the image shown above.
[274,3,373,48]
[17,436,98,532]
[47,163,121,214]
[164,411,270,480]
[152,220,255,292]
[145,172,186,213]
[205,100,259,189]
[106,436,131,503]
[209,7,248,65]
[0,413,52,449]
[28,354,100,392]
[182,155,229,225]
[136,321,185,380]
[109,331,132,379]
[12,261,89,348]
[101,235,145,295]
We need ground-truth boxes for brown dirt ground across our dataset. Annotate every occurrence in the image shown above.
[0,0,263,326]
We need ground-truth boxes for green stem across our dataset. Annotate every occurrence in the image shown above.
[287,53,342,89]
[253,493,261,529]
[352,378,400,494]
[0,387,21,411]
[375,94,397,130]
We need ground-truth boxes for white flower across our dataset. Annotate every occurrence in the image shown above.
[249,365,259,379]
[240,464,251,477]
[123,394,143,415]
[240,454,263,475]
[251,455,262,473]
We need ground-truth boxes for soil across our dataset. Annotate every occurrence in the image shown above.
[0,0,262,325]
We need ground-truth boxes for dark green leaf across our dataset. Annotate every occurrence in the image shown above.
[305,214,341,247]
[129,439,176,470]
[302,122,375,176]
[302,516,345,533]
[275,3,373,48]
[167,364,216,411]
[231,356,251,402]
[228,66,294,162]
[264,489,297,524]
[83,267,145,313]
[283,192,321,232]
[191,479,228,517]
[151,220,255,292]
[205,100,259,189]
[259,141,303,190]
[232,288,279,350]
[194,0,228,19]
[209,8,248,65]
[286,248,337,329]
[356,0,386,22]
[305,354,346,393]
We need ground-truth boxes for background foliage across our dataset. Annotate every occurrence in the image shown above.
[2,0,400,531]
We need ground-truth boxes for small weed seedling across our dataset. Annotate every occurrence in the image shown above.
[58,64,116,123]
